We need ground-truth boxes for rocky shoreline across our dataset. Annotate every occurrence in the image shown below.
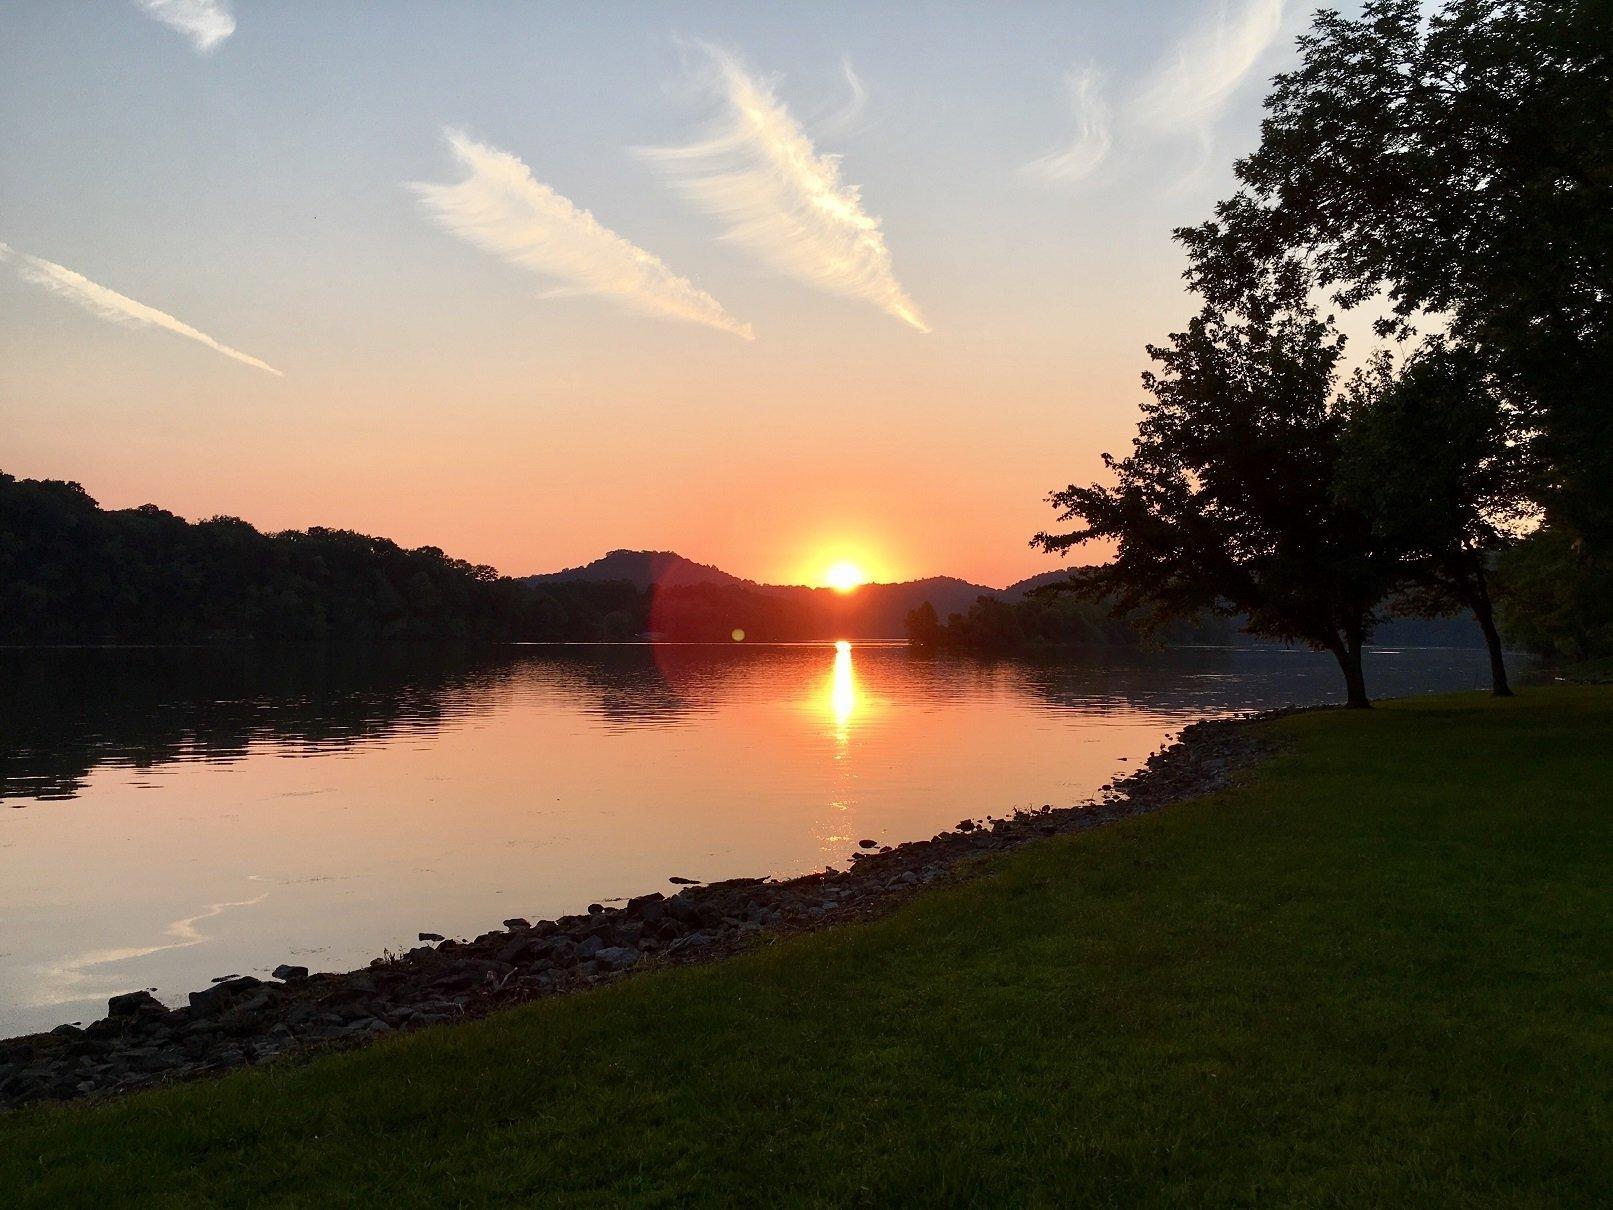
[0,713,1279,1112]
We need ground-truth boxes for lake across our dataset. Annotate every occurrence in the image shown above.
[0,641,1507,1036]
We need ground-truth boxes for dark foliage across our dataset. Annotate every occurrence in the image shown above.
[1179,0,1613,551]
[1035,298,1398,706]
[0,472,644,643]
[905,583,1235,651]
[1495,526,1613,659]
[1335,339,1533,692]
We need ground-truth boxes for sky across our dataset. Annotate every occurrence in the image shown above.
[1,0,1310,588]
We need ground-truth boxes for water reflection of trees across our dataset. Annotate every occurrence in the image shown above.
[0,642,1493,804]
[0,644,768,803]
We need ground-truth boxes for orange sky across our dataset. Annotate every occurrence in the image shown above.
[1,2,1296,588]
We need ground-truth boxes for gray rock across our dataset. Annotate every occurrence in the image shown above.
[577,935,604,959]
[418,932,445,943]
[626,893,664,922]
[271,964,309,982]
[187,976,260,1017]
[107,990,164,1019]
[858,838,877,849]
[497,937,547,965]
[502,918,530,930]
[595,946,641,971]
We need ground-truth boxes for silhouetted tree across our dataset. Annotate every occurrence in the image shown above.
[1179,0,1613,554]
[1335,340,1532,693]
[905,601,942,647]
[1495,526,1613,660]
[1036,298,1396,707]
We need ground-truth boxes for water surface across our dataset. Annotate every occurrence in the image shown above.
[0,642,1502,1035]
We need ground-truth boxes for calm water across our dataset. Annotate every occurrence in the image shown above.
[0,642,1506,1035]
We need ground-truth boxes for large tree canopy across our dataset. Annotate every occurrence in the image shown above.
[1179,0,1613,546]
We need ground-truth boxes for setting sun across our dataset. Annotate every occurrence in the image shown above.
[824,562,868,593]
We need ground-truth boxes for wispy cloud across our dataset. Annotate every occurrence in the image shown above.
[1026,65,1113,185]
[0,242,281,375]
[135,0,235,54]
[1131,0,1286,131]
[412,129,753,341]
[820,58,869,136]
[639,46,928,333]
[1027,2,1288,194]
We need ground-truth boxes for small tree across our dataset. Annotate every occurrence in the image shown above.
[905,601,942,648]
[1035,298,1396,707]
[1335,340,1533,694]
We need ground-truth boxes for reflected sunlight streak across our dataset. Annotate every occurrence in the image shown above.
[830,639,857,740]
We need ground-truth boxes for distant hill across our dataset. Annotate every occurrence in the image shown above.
[529,550,757,593]
[525,551,1082,639]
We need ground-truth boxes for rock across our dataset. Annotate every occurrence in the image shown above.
[577,935,604,960]
[209,975,240,984]
[107,990,164,1019]
[625,893,664,922]
[497,937,548,965]
[502,918,530,930]
[858,838,877,849]
[418,932,445,943]
[595,946,641,971]
[187,977,261,1017]
[271,964,309,982]
[547,940,579,967]
[49,1023,83,1037]
[587,903,604,915]
[668,876,701,885]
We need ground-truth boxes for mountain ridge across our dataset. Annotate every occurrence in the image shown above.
[525,549,1488,648]
[523,549,1081,638]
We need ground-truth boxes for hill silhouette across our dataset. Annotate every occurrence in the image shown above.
[525,551,1067,639]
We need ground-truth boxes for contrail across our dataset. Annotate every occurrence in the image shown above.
[1,242,281,376]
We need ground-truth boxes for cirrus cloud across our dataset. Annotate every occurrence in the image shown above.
[1026,65,1113,185]
[412,129,753,341]
[1131,0,1287,132]
[639,46,929,333]
[134,0,235,54]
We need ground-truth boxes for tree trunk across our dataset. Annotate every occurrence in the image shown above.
[1334,629,1371,709]
[1471,566,1513,697]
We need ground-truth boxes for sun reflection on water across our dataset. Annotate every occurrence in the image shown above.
[830,640,856,740]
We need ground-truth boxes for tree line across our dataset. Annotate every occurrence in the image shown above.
[0,473,644,643]
[1034,0,1611,706]
[904,580,1236,651]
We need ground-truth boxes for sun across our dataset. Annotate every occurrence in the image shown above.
[824,561,868,593]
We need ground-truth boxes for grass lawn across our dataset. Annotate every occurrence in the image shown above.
[3,687,1609,1206]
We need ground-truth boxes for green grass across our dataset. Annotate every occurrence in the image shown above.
[4,688,1609,1206]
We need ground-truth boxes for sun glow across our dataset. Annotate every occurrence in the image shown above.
[824,561,868,593]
